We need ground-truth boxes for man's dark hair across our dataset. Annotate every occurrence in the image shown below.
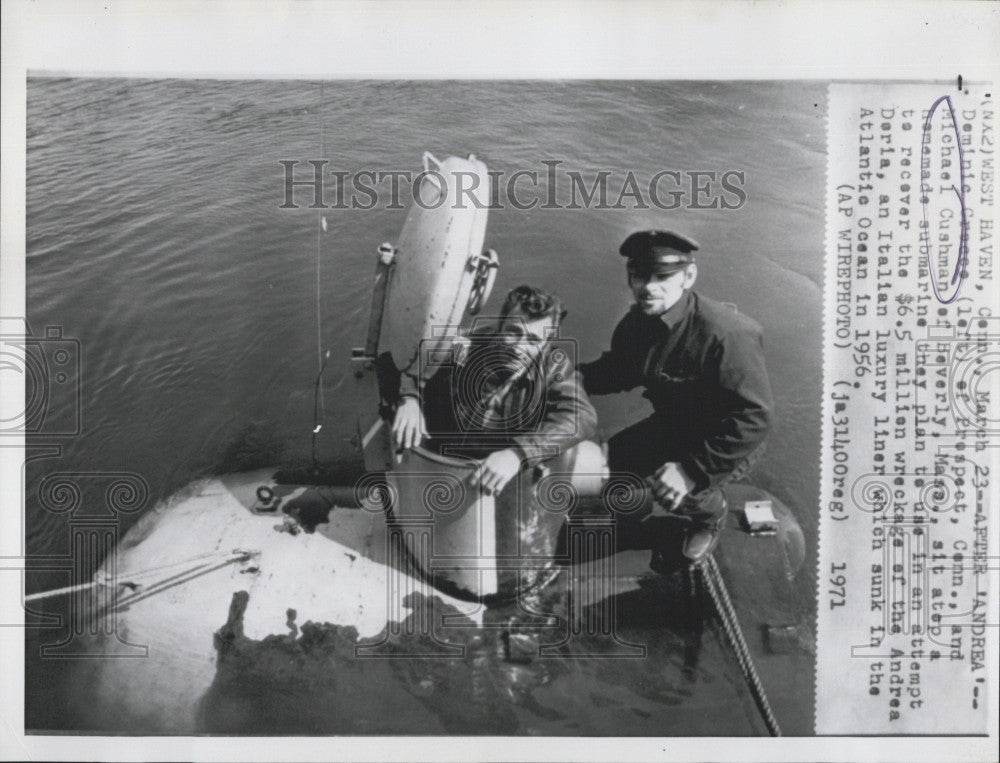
[499,285,568,323]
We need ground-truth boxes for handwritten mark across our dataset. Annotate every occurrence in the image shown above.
[919,95,971,305]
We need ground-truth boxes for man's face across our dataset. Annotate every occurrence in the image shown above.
[498,306,556,368]
[628,263,697,316]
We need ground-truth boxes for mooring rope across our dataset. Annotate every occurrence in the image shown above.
[23,548,258,603]
[23,580,101,603]
[698,553,782,737]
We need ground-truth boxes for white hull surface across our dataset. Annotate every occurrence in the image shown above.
[70,469,480,733]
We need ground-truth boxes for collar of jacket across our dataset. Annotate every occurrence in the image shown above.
[657,289,695,331]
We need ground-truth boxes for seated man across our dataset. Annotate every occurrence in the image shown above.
[580,230,773,564]
[392,284,599,496]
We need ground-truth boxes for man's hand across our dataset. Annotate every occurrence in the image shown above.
[391,396,426,450]
[648,461,696,512]
[469,448,522,496]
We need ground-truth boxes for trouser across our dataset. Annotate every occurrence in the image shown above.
[604,415,761,549]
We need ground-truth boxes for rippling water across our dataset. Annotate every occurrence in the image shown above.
[24,77,825,734]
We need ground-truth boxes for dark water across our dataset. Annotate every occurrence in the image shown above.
[24,78,825,734]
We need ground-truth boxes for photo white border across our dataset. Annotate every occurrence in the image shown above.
[3,1,998,760]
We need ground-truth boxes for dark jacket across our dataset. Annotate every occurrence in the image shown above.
[398,328,598,463]
[579,290,772,489]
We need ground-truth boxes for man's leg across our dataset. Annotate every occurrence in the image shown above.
[607,418,766,566]
[603,417,683,553]
[670,445,766,563]
[606,416,670,476]
[540,439,607,498]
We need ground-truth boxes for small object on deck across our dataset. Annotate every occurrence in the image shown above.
[762,624,799,654]
[233,548,260,563]
[742,500,778,535]
[253,498,283,514]
[503,630,538,664]
[253,485,283,514]
[377,242,396,265]
[273,516,301,535]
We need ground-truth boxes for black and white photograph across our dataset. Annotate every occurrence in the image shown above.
[2,2,997,761]
[19,76,821,737]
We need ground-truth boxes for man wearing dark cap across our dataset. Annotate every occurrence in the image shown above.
[580,230,773,564]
